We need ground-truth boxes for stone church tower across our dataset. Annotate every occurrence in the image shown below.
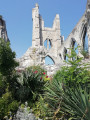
[19,3,64,71]
[31,3,63,64]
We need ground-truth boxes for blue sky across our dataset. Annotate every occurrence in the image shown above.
[0,0,87,58]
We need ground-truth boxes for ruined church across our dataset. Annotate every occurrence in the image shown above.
[0,1,90,75]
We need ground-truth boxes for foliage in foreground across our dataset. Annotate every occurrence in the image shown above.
[0,90,19,119]
[0,38,18,77]
[33,48,90,120]
[16,66,47,104]
[0,39,90,120]
[61,86,90,120]
[43,81,90,120]
[55,48,89,84]
[0,39,19,119]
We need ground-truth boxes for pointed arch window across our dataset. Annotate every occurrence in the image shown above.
[44,39,52,50]
[45,56,55,65]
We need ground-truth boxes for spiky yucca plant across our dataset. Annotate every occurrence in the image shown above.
[61,86,90,120]
[44,79,90,120]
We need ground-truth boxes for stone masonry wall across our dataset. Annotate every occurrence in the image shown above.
[18,2,90,75]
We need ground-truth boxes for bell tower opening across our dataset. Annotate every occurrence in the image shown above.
[44,39,52,50]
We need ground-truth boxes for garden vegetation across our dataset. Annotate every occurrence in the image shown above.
[0,38,90,120]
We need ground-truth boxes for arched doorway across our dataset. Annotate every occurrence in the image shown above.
[45,55,55,65]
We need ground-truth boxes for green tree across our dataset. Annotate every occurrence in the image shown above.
[0,38,19,97]
[0,38,18,77]
[0,38,19,119]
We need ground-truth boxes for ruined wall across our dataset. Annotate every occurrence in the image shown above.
[18,2,90,75]
[19,3,64,70]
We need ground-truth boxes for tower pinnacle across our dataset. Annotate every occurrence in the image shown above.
[35,3,39,8]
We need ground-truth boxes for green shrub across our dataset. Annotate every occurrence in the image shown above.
[8,101,19,115]
[54,48,90,88]
[0,91,19,119]
[35,48,90,119]
[32,95,48,120]
[16,66,46,103]
[0,39,19,119]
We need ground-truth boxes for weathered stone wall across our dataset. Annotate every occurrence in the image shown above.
[18,2,90,75]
